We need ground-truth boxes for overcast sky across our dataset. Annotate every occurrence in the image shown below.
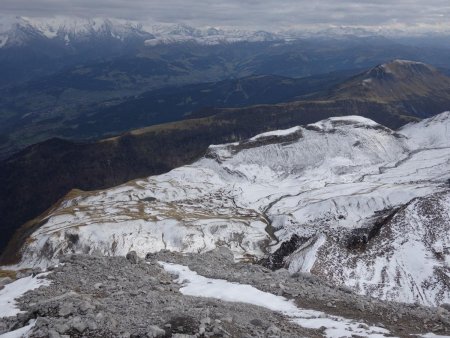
[1,0,450,31]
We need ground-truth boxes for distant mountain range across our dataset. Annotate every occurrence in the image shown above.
[0,17,154,48]
[0,17,287,50]
[3,16,450,49]
[0,17,383,50]
[1,59,450,261]
[2,16,450,88]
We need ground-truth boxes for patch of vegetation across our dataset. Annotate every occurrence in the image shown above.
[0,269,17,280]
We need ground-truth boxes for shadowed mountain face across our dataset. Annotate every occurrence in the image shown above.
[1,60,450,261]
[329,60,450,112]
[190,60,450,126]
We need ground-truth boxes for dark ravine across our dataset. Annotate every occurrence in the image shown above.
[259,234,309,270]
[346,208,402,251]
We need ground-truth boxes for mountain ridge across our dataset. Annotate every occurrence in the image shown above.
[0,17,153,48]
[0,17,282,49]
[4,16,450,48]
[1,59,450,261]
[329,59,450,103]
[5,112,450,307]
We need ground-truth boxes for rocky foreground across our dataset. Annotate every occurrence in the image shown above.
[0,249,449,338]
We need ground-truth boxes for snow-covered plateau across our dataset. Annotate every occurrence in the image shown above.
[11,112,450,307]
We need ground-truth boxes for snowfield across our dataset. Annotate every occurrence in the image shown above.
[10,112,450,306]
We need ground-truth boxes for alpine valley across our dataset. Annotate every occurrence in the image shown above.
[1,15,450,338]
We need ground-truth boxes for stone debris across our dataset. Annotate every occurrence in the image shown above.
[0,248,448,337]
[126,251,140,265]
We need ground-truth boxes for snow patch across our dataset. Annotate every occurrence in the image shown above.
[286,234,326,273]
[308,115,382,131]
[249,126,301,141]
[160,262,393,338]
[0,320,36,338]
[0,274,51,318]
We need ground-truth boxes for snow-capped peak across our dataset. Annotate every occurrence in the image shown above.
[0,16,153,48]
[144,23,282,46]
[0,16,286,48]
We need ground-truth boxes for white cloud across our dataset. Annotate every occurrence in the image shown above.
[1,0,450,31]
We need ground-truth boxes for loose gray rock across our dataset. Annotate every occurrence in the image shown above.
[267,324,282,337]
[53,323,70,334]
[58,303,74,317]
[339,285,354,294]
[32,267,43,276]
[356,301,365,312]
[78,300,94,314]
[0,277,14,287]
[126,251,139,264]
[250,318,263,326]
[213,246,235,262]
[94,282,103,289]
[69,316,87,333]
[0,253,448,338]
[147,325,166,337]
[15,270,32,279]
[48,329,61,338]
[441,303,450,311]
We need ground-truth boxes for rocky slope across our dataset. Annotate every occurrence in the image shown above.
[5,112,450,308]
[0,250,449,337]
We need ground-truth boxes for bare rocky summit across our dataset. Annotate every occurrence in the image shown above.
[0,249,449,337]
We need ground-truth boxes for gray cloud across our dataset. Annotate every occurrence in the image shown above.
[1,0,450,31]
